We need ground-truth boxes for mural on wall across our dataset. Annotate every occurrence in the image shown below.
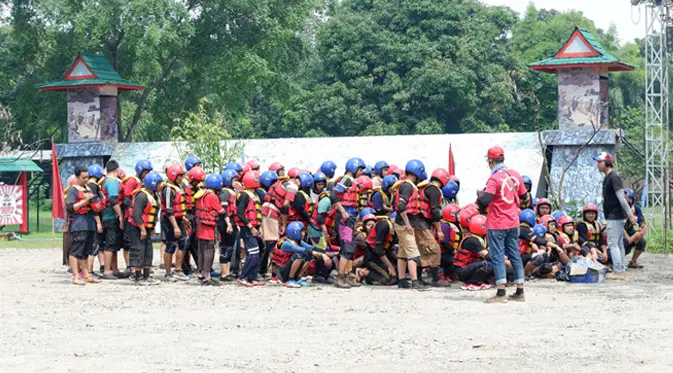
[99,96,118,142]
[557,68,601,130]
[599,76,609,128]
[67,89,100,142]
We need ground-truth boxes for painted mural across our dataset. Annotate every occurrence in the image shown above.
[557,68,601,130]
[99,96,118,142]
[67,89,100,142]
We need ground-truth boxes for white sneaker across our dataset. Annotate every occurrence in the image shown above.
[173,271,189,281]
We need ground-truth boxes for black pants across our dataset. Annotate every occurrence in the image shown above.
[129,225,153,267]
[440,249,454,276]
[454,260,491,284]
[70,231,95,260]
[183,215,198,274]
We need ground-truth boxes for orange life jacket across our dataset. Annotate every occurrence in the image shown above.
[183,182,195,214]
[87,181,106,213]
[128,188,159,229]
[160,183,186,218]
[518,223,534,255]
[99,176,124,208]
[335,175,359,208]
[418,182,442,220]
[288,190,314,225]
[235,190,262,228]
[454,235,486,268]
[440,220,462,254]
[271,238,295,267]
[123,175,142,217]
[71,185,92,215]
[219,187,237,217]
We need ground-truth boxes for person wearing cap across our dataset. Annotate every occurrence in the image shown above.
[477,146,527,303]
[593,152,638,280]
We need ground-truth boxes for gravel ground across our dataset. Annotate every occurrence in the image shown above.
[1,249,673,373]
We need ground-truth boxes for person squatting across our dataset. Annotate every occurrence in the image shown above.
[62,148,647,295]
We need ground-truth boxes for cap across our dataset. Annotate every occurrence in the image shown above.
[486,146,505,160]
[593,152,614,164]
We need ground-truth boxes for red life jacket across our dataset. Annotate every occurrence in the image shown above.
[518,224,534,255]
[71,185,92,215]
[87,181,106,213]
[128,188,159,229]
[160,183,186,218]
[195,190,218,228]
[440,221,462,254]
[234,190,262,228]
[309,192,335,233]
[393,180,420,215]
[99,176,124,207]
[418,182,443,220]
[454,235,486,268]
[271,238,293,267]
[364,218,394,249]
[183,182,195,214]
[288,190,314,225]
[220,187,237,217]
[123,175,142,217]
[335,175,358,208]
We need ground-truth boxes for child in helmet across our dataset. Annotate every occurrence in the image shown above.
[441,180,459,207]
[356,214,398,285]
[370,175,397,216]
[539,214,569,265]
[518,209,548,275]
[453,214,492,291]
[576,203,605,263]
[623,189,647,269]
[195,174,226,285]
[557,216,582,258]
[534,199,552,221]
[355,175,374,213]
[273,222,317,288]
[372,161,389,188]
[438,204,461,284]
[519,175,533,209]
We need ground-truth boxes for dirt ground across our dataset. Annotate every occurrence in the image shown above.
[1,249,673,373]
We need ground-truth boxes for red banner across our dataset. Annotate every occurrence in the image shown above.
[448,144,455,177]
[0,185,23,225]
[51,140,65,219]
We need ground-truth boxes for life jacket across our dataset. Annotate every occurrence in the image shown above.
[418,182,443,220]
[364,218,394,249]
[87,181,106,213]
[558,231,579,245]
[123,175,142,217]
[454,235,486,268]
[334,175,358,208]
[128,188,159,229]
[520,192,532,209]
[309,192,335,233]
[518,224,535,255]
[219,187,237,217]
[392,179,420,215]
[358,188,374,211]
[288,190,314,225]
[370,187,391,213]
[195,189,219,229]
[578,220,601,247]
[353,226,366,260]
[160,182,186,218]
[183,181,195,214]
[440,220,462,254]
[235,190,262,228]
[71,185,92,215]
[99,176,124,207]
[271,238,293,267]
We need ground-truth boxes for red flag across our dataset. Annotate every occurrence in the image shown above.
[51,139,65,219]
[448,143,455,177]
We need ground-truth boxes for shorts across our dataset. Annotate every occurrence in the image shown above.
[129,225,153,267]
[624,237,646,255]
[161,216,187,254]
[336,217,356,260]
[393,223,420,259]
[218,222,239,249]
[102,218,123,252]
[123,220,133,249]
[277,253,304,282]
[70,231,95,259]
[261,216,280,241]
[414,228,441,266]
[92,231,104,256]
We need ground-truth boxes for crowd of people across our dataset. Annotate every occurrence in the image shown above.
[61,146,647,303]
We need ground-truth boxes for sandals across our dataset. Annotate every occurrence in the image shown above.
[84,276,101,283]
[72,277,85,286]
[627,262,644,269]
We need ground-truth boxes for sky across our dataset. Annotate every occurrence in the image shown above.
[483,0,645,45]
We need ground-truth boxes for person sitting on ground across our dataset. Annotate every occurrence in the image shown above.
[623,189,646,269]
[272,222,317,288]
[534,198,552,221]
[576,203,606,264]
[453,214,493,291]
[557,215,583,259]
[355,214,398,285]
[438,204,461,284]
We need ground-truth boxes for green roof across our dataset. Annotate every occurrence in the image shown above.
[529,27,636,73]
[0,159,44,173]
[37,53,144,91]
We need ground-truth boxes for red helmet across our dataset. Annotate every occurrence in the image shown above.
[459,205,479,228]
[68,175,77,186]
[539,215,556,229]
[242,171,261,189]
[387,164,400,176]
[166,164,186,182]
[558,215,575,227]
[241,163,251,176]
[430,168,450,187]
[361,213,376,223]
[450,175,460,185]
[469,214,487,236]
[117,168,126,180]
[442,204,460,223]
[487,146,505,160]
[582,203,599,215]
[355,176,373,191]
[269,162,284,172]
[287,167,300,178]
[535,198,552,213]
[187,166,206,183]
[246,159,260,170]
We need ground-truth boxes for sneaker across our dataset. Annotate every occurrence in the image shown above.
[211,271,221,278]
[411,280,430,291]
[297,279,311,287]
[136,279,151,286]
[627,262,644,269]
[71,277,85,286]
[312,276,326,284]
[102,273,118,280]
[159,264,166,270]
[173,271,189,281]
[325,277,336,285]
[433,279,451,287]
[484,295,508,303]
[335,274,351,289]
[285,280,301,288]
[480,283,493,290]
[147,278,162,286]
[508,293,526,302]
[606,272,628,281]
[398,279,410,289]
[220,273,235,282]
[346,274,361,287]
[237,279,253,287]
[251,281,266,287]
[164,273,177,282]
[460,283,481,291]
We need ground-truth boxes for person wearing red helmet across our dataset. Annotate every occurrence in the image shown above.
[355,176,374,212]
[261,171,298,283]
[355,214,397,285]
[269,162,285,177]
[416,168,448,287]
[235,171,265,287]
[576,203,605,263]
[534,199,552,221]
[182,166,207,276]
[99,160,127,280]
[453,214,492,290]
[594,151,637,280]
[438,204,461,284]
[558,216,582,259]
[477,146,528,303]
[161,163,190,282]
[247,159,260,171]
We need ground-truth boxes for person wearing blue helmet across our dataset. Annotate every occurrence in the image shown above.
[271,222,318,288]
[320,160,337,180]
[331,157,365,288]
[370,175,397,216]
[226,162,244,190]
[551,210,566,221]
[260,171,278,191]
[441,180,459,206]
[123,160,154,267]
[623,188,647,269]
[184,155,202,172]
[127,171,162,286]
[362,166,373,178]
[289,172,314,228]
[306,172,336,283]
[85,164,105,275]
[372,161,389,188]
[517,209,547,274]
[193,174,226,286]
[217,169,240,281]
[520,175,533,209]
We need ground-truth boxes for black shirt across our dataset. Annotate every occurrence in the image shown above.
[602,170,626,220]
[236,191,251,226]
[461,236,485,255]
[132,191,149,226]
[423,184,442,223]
[293,190,312,222]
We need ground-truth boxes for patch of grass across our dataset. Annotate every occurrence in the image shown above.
[645,231,672,254]
[1,201,55,234]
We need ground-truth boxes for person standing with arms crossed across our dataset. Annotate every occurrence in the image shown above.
[593,152,638,280]
[477,146,527,303]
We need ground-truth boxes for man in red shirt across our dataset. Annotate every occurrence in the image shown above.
[477,146,528,303]
[195,174,226,286]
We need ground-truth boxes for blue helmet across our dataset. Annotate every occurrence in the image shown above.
[345,157,366,174]
[320,161,337,178]
[374,161,389,176]
[519,209,537,227]
[552,210,566,221]
[297,172,314,190]
[532,223,547,237]
[134,160,153,176]
[362,166,373,177]
[381,175,398,191]
[405,159,425,179]
[286,221,304,241]
[220,169,238,188]
[624,188,635,200]
[226,162,243,173]
[87,164,104,179]
[390,212,397,220]
[185,155,202,171]
[205,174,223,190]
[143,171,163,191]
[260,171,278,189]
[442,181,459,200]
[313,172,327,184]
[522,175,532,190]
[359,207,376,221]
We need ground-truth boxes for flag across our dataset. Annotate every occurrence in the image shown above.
[448,144,455,177]
[51,139,65,219]
[241,144,246,164]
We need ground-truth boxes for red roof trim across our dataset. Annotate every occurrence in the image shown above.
[63,57,98,80]
[554,30,600,58]
[39,83,144,91]
[530,62,635,74]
